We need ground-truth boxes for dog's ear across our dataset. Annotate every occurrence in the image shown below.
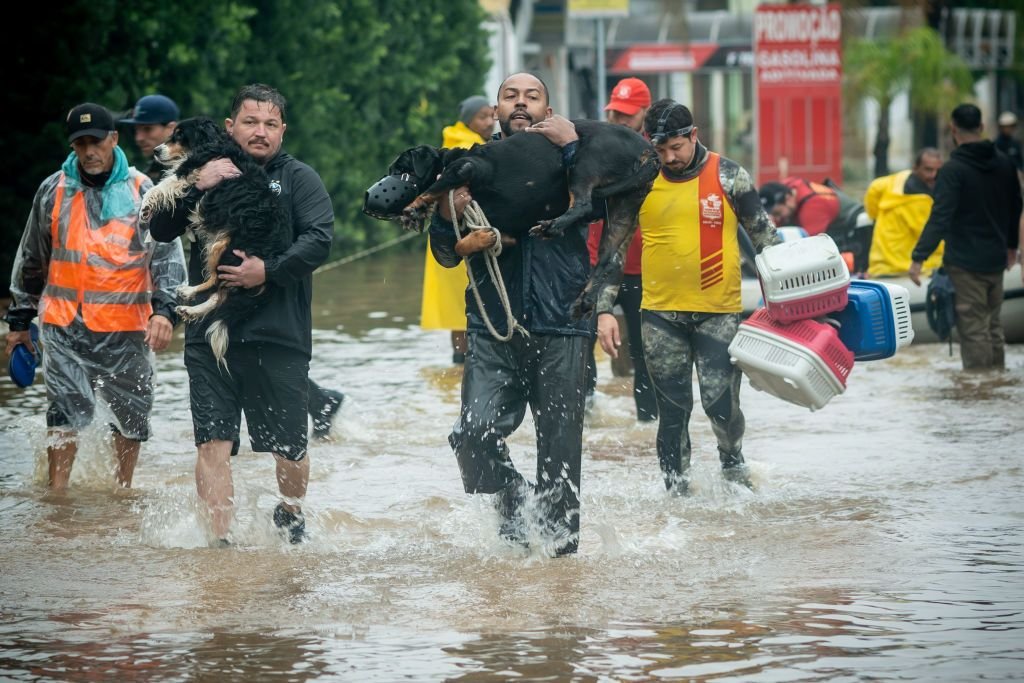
[176,116,226,149]
[198,117,227,146]
[388,145,441,191]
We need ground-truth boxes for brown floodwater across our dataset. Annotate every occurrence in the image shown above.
[1,248,1022,681]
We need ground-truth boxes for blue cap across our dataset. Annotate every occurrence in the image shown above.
[121,94,180,124]
[8,323,39,388]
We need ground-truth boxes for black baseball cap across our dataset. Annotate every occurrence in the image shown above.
[121,94,180,124]
[759,182,790,211]
[66,103,115,142]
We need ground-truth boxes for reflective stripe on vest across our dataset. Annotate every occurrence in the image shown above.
[41,173,152,332]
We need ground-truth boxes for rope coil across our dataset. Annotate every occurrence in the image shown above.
[449,189,528,342]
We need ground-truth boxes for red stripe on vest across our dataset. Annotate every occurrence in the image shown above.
[698,154,724,291]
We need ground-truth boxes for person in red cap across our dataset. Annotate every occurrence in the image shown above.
[585,77,658,421]
[605,77,651,131]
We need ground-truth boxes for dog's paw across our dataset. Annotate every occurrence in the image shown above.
[400,206,429,233]
[530,219,567,239]
[177,285,199,302]
[528,223,552,239]
[175,305,199,321]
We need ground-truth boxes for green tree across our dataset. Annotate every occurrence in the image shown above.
[2,1,489,297]
[3,2,255,293]
[845,26,973,177]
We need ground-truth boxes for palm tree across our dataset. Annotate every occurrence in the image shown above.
[845,26,973,178]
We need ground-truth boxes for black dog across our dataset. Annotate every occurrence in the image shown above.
[363,120,659,318]
[141,116,290,365]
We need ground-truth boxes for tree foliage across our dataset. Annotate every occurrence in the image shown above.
[2,1,489,295]
[845,26,973,177]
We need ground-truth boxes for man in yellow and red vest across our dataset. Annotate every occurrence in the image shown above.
[596,99,778,495]
[4,103,186,490]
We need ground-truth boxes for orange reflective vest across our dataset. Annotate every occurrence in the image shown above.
[40,174,152,332]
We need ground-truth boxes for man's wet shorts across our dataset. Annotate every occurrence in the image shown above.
[41,323,153,441]
[184,342,310,461]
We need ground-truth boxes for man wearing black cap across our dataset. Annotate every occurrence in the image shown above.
[5,102,186,490]
[121,94,180,183]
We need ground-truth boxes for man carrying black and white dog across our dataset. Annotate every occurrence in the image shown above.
[148,83,333,545]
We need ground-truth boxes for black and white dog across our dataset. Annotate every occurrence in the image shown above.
[141,116,290,365]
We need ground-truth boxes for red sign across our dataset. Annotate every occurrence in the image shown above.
[610,44,718,74]
[754,3,843,186]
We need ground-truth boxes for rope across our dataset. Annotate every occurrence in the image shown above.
[449,189,528,343]
[313,230,419,275]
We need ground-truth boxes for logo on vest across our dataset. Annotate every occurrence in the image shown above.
[700,192,724,229]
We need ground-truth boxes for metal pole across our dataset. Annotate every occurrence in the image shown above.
[596,17,607,120]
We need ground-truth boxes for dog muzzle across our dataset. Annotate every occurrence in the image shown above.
[363,173,419,220]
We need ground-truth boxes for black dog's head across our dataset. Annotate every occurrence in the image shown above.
[362,145,444,222]
[388,145,444,190]
[154,116,229,169]
[363,145,479,232]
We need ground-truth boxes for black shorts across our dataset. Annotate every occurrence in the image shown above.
[184,342,310,461]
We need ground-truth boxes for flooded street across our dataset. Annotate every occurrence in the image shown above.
[1,248,1022,681]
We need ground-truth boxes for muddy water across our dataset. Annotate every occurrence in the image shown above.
[1,249,1022,681]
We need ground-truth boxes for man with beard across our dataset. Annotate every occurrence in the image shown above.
[147,84,334,544]
[428,72,590,556]
[598,99,777,495]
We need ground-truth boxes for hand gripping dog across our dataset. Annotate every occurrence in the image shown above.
[363,119,659,319]
[141,117,290,365]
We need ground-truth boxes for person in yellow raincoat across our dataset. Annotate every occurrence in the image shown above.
[866,148,944,276]
[421,95,494,362]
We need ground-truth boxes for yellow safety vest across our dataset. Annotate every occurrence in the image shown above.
[639,152,742,312]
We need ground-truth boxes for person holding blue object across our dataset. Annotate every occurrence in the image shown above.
[5,102,187,490]
[7,322,39,388]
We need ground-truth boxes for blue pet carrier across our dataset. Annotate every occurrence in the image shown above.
[831,280,914,361]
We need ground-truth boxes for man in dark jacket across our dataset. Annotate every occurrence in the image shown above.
[148,84,334,544]
[123,95,344,441]
[910,103,1022,370]
[429,72,592,556]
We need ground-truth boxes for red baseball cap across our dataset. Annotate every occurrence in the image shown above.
[604,78,652,116]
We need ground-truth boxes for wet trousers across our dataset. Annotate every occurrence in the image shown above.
[586,275,658,421]
[641,310,745,489]
[449,332,589,540]
[615,274,659,421]
[946,265,1006,370]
